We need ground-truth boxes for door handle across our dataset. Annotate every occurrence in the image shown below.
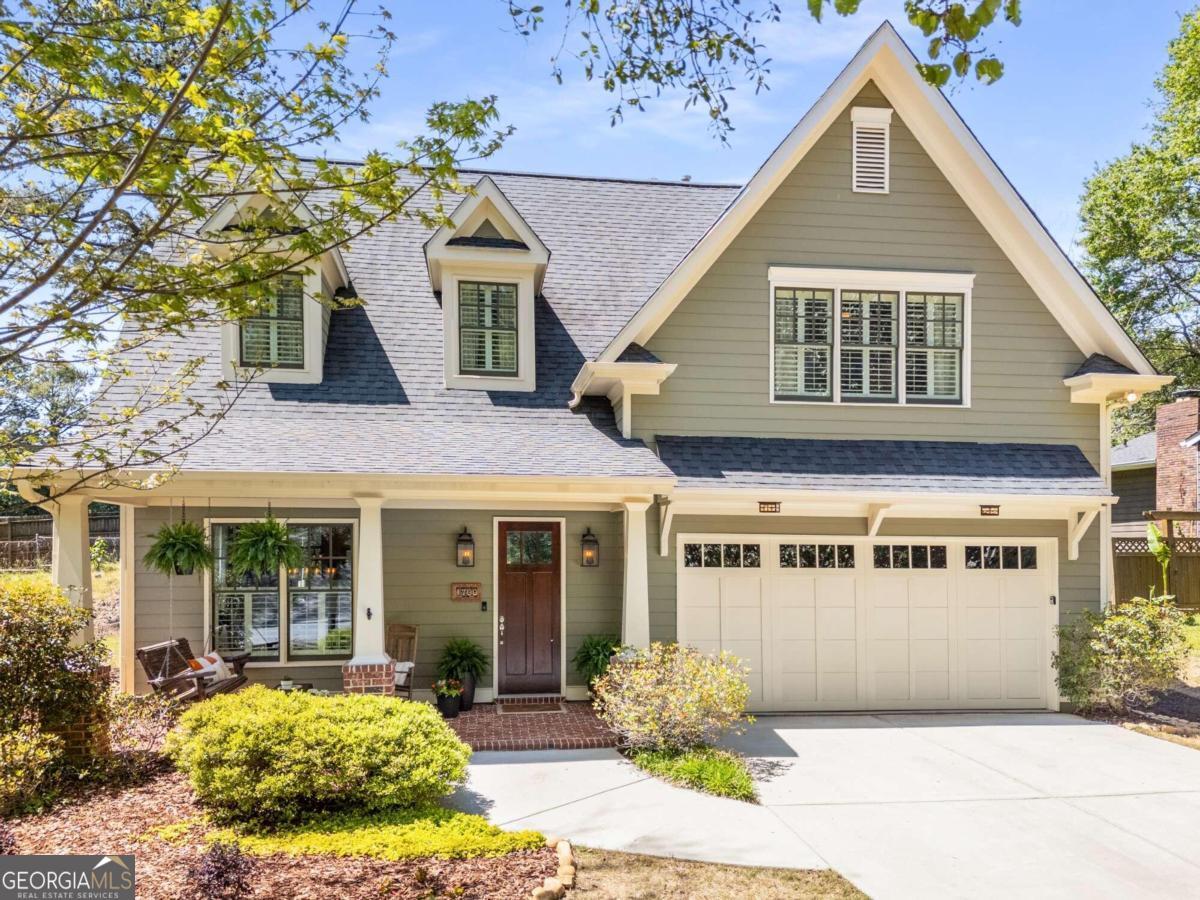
[498,615,505,644]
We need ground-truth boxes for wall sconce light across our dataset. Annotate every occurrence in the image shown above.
[456,527,475,567]
[581,527,600,567]
[758,501,781,513]
[979,505,1001,517]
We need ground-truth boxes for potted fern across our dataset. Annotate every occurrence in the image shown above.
[144,519,214,576]
[436,638,489,711]
[228,516,305,577]
[573,634,620,694]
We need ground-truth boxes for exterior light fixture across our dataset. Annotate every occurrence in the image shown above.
[1125,391,1139,404]
[581,528,600,567]
[758,501,781,513]
[979,505,1001,517]
[456,527,475,567]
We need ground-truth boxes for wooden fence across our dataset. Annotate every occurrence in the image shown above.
[1113,536,1200,609]
[0,515,120,571]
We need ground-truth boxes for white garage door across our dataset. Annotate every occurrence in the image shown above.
[677,536,1056,712]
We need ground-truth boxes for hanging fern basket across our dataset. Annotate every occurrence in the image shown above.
[228,515,305,577]
[144,520,214,577]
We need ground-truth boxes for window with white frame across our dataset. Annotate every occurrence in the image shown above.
[769,268,972,405]
[210,521,353,663]
[459,281,518,376]
[240,273,305,369]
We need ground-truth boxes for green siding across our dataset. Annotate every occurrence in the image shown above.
[1112,467,1155,528]
[634,81,1099,469]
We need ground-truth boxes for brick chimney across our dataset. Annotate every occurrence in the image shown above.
[1156,389,1200,536]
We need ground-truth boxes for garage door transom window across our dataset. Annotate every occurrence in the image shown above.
[683,542,762,568]
[965,544,1037,570]
[779,543,855,569]
[872,544,947,569]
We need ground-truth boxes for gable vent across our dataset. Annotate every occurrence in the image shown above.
[851,106,893,194]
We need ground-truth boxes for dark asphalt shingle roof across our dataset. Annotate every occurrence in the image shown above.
[91,170,738,477]
[615,342,661,363]
[445,235,529,250]
[1070,353,1136,377]
[657,436,1111,496]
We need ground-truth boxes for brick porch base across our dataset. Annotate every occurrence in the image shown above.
[448,701,617,751]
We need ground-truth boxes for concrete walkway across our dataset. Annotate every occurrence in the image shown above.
[449,713,1200,899]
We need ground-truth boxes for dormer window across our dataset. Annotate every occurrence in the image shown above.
[459,281,518,376]
[425,176,550,393]
[241,274,305,369]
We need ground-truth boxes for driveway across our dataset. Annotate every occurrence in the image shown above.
[449,713,1200,899]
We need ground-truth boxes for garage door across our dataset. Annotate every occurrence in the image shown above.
[677,536,1056,712]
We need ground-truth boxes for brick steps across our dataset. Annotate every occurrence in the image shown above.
[448,701,617,752]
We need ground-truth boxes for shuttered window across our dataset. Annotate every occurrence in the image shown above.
[773,287,833,400]
[240,273,304,369]
[840,290,897,401]
[459,281,518,376]
[906,293,963,403]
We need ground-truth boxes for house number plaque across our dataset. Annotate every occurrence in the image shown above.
[451,582,482,602]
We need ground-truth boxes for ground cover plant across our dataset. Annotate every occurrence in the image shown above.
[629,747,757,802]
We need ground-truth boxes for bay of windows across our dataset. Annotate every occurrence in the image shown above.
[210,522,353,663]
[772,284,964,404]
[240,273,305,369]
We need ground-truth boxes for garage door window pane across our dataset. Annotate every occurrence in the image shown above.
[798,545,817,568]
[703,544,722,567]
[837,545,855,568]
[723,544,742,567]
[780,544,798,568]
[743,544,761,567]
[1002,546,1019,569]
[818,545,835,568]
[873,545,890,568]
[1020,546,1037,569]
[983,546,1001,569]
[966,546,982,569]
[684,544,702,567]
[930,546,947,569]
[911,545,928,568]
[891,546,909,568]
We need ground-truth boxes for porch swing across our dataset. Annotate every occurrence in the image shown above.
[135,499,250,701]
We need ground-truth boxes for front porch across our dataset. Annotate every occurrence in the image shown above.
[447,700,616,751]
[39,476,663,700]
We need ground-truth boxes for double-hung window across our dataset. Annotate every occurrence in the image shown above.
[773,288,833,400]
[459,281,518,376]
[769,268,971,405]
[240,273,305,368]
[209,520,354,664]
[905,292,964,403]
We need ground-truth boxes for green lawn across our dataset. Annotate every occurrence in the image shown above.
[1184,624,1200,652]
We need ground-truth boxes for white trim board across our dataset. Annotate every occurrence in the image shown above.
[595,22,1153,376]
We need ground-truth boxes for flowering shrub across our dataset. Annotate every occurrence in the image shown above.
[593,642,752,751]
[0,725,61,815]
[167,686,470,825]
[1054,595,1188,714]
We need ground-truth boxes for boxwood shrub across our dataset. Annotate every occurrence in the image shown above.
[167,686,471,825]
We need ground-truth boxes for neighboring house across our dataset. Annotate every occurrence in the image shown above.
[25,23,1172,713]
[1112,390,1200,537]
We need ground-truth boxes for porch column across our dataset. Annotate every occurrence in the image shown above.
[51,494,93,642]
[622,500,651,648]
[344,496,394,693]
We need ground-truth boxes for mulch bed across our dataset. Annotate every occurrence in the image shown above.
[6,771,556,900]
[1135,689,1200,723]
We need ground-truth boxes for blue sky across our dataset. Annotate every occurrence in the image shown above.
[336,1,1190,252]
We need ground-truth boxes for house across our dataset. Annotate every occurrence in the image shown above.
[26,23,1171,712]
[1111,389,1200,537]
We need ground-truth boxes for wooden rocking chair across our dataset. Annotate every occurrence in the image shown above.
[386,624,418,699]
[135,637,250,702]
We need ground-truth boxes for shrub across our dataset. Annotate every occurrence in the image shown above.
[572,634,620,687]
[594,642,752,751]
[187,842,256,900]
[215,806,544,860]
[0,573,108,734]
[630,747,757,802]
[0,725,61,815]
[167,686,471,825]
[1054,595,1188,714]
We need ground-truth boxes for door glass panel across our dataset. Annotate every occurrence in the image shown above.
[684,543,702,567]
[965,546,982,569]
[506,531,522,565]
[873,545,891,568]
[742,544,761,568]
[780,544,798,568]
[1020,546,1038,569]
[1002,546,1020,569]
[703,543,722,567]
[983,545,1001,569]
[522,530,554,564]
[911,545,929,568]
[818,545,835,568]
[891,545,910,569]
[723,543,742,567]
[930,545,947,569]
[798,544,817,568]
[837,545,855,568]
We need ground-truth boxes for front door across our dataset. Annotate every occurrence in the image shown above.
[498,521,561,694]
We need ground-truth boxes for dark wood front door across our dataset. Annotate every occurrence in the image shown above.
[498,521,561,694]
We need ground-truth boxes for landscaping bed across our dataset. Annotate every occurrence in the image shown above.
[6,771,558,900]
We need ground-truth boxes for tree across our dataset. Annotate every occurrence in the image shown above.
[3,0,1023,503]
[1080,9,1200,441]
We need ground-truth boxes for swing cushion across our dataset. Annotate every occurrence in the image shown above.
[188,653,232,681]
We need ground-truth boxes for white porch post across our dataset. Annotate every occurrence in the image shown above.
[50,494,93,642]
[622,500,651,648]
[351,496,388,663]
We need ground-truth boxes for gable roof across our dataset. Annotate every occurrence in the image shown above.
[596,21,1155,376]
[1111,431,1157,470]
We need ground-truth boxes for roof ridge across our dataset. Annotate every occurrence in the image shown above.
[286,154,741,189]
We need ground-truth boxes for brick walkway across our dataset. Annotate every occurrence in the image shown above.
[448,701,617,751]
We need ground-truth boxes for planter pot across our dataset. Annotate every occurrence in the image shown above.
[459,672,476,711]
[174,563,195,576]
[435,694,461,719]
